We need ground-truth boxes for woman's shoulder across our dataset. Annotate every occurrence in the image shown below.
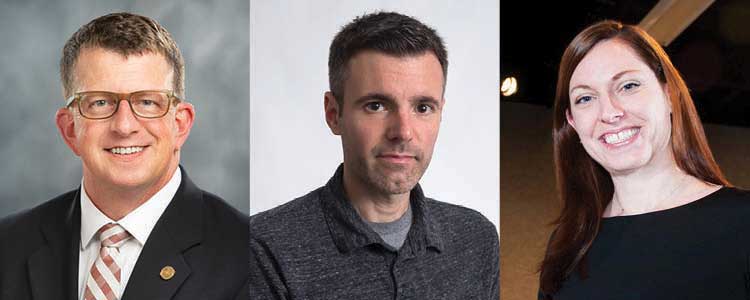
[603,186,750,222]
[698,186,750,209]
[602,186,750,230]
[696,187,750,251]
[690,186,750,227]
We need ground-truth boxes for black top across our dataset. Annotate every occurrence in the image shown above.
[547,187,750,300]
[250,164,499,299]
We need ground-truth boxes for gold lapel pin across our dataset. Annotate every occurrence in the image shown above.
[160,266,176,280]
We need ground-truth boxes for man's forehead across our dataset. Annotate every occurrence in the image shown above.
[75,46,168,66]
[71,47,173,93]
[347,50,441,71]
[343,50,445,98]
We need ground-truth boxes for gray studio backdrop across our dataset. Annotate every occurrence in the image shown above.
[0,0,249,217]
[250,0,500,228]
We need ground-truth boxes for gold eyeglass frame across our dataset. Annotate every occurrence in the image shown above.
[65,89,182,120]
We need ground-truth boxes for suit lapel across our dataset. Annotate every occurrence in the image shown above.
[121,169,203,300]
[28,189,81,300]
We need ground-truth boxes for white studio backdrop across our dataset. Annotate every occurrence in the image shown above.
[250,0,499,229]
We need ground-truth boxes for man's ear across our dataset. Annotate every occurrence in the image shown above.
[324,92,342,135]
[566,108,577,130]
[55,108,81,156]
[172,102,195,150]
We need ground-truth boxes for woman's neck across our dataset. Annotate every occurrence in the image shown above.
[606,161,719,217]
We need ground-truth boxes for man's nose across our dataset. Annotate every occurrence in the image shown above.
[110,99,140,136]
[386,110,414,142]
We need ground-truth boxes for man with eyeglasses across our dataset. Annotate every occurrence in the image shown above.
[0,12,248,300]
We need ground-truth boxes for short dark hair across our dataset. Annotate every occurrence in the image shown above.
[328,11,448,104]
[60,12,185,98]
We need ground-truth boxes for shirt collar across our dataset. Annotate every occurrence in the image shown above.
[321,164,444,254]
[80,167,182,250]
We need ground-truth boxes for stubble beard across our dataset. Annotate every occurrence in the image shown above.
[352,145,430,196]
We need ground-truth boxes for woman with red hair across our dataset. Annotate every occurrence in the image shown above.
[539,20,749,299]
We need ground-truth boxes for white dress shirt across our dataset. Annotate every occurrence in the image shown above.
[77,167,181,300]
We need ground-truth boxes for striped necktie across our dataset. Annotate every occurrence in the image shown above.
[84,223,132,300]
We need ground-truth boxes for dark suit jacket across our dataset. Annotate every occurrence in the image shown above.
[0,168,249,300]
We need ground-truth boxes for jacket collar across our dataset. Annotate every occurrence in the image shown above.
[120,166,202,300]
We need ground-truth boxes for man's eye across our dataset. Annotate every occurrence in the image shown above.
[416,103,434,114]
[140,99,155,106]
[91,99,109,107]
[365,102,384,112]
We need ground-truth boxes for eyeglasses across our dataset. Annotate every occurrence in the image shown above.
[65,90,182,119]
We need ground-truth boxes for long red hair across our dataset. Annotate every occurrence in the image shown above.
[539,20,730,298]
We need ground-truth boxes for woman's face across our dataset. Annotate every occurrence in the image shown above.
[566,39,673,175]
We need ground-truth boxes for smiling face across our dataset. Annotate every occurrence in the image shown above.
[325,51,444,196]
[566,39,674,175]
[56,47,194,196]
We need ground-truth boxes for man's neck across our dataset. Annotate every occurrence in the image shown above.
[342,168,410,223]
[83,165,178,221]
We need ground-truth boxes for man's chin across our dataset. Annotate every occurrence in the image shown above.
[373,174,419,195]
[382,185,413,195]
[104,176,153,190]
[355,162,423,195]
[91,167,157,189]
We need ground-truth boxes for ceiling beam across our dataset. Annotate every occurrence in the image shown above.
[639,0,715,46]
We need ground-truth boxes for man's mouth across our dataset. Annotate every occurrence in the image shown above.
[601,127,639,145]
[108,146,145,155]
[377,153,416,163]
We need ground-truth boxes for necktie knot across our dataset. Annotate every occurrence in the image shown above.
[97,223,132,248]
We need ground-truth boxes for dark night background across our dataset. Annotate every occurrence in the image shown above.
[501,0,750,127]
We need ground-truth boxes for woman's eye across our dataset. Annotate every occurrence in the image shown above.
[622,82,640,91]
[365,102,384,112]
[574,95,592,105]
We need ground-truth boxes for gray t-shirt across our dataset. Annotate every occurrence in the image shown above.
[365,205,412,250]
